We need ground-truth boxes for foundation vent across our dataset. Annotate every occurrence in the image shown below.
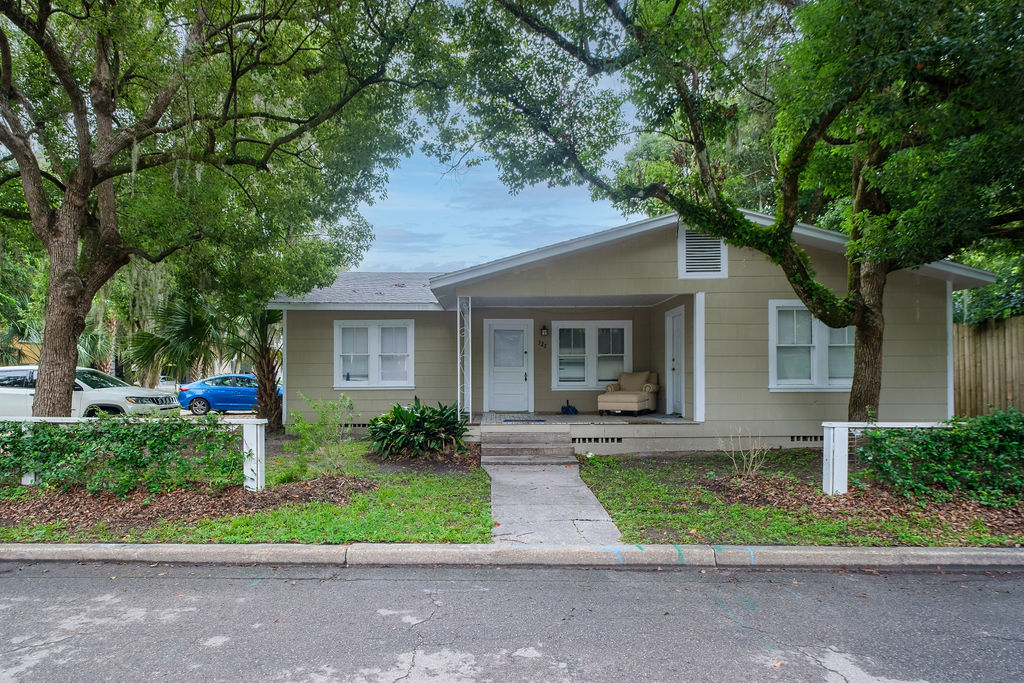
[572,437,624,444]
[789,435,823,443]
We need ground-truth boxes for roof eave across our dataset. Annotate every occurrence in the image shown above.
[268,302,445,311]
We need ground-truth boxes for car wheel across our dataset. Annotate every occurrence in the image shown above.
[85,406,123,417]
[189,397,211,415]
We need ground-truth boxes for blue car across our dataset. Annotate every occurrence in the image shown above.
[178,374,280,415]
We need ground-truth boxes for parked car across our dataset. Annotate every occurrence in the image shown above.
[178,374,280,415]
[0,365,179,417]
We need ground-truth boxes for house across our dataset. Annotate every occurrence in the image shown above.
[270,210,994,453]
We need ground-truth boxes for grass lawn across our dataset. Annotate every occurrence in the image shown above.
[579,450,1023,547]
[0,440,492,544]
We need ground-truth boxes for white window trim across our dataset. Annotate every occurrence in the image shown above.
[768,300,852,392]
[550,320,633,390]
[677,226,728,279]
[333,319,415,390]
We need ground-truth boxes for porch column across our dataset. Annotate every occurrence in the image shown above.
[457,296,472,417]
[693,292,706,422]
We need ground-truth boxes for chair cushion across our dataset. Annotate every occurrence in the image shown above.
[618,371,650,392]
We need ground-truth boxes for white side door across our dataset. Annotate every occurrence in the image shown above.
[484,319,533,412]
[665,307,685,416]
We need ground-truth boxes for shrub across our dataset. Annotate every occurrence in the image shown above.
[286,392,357,454]
[0,414,243,497]
[718,429,769,478]
[857,408,1024,505]
[367,398,468,459]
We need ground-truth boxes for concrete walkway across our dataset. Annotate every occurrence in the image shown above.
[483,463,622,545]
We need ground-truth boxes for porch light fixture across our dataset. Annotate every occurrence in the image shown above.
[540,324,549,336]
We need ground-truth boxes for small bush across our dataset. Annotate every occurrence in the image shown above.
[858,408,1024,505]
[286,392,357,454]
[367,398,468,459]
[718,430,769,478]
[0,414,243,497]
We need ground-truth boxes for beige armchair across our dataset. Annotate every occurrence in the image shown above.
[597,371,660,415]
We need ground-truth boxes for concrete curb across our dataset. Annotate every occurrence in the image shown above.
[1,543,1021,569]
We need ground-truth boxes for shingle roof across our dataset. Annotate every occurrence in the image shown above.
[271,272,442,306]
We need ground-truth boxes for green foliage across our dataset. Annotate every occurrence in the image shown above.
[0,414,243,497]
[367,398,468,459]
[858,409,1024,505]
[954,243,1024,324]
[286,393,357,454]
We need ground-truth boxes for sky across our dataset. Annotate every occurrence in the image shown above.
[356,151,627,273]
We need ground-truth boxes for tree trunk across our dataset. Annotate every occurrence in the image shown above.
[848,262,888,421]
[254,348,282,431]
[33,229,89,416]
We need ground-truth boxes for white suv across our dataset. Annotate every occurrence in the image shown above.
[0,366,179,417]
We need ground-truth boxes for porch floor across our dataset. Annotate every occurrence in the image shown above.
[473,411,696,426]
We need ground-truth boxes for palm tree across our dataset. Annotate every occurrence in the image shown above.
[128,296,223,385]
[128,297,284,430]
[225,309,283,430]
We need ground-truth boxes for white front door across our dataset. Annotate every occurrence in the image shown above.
[665,306,685,416]
[484,319,533,412]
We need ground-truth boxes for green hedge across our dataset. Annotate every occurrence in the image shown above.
[0,414,244,497]
[858,408,1024,505]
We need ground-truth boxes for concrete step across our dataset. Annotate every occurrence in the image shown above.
[482,445,577,458]
[480,430,571,445]
[481,453,578,466]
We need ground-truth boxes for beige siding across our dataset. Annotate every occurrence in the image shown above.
[456,227,950,444]
[284,310,456,423]
[284,227,951,445]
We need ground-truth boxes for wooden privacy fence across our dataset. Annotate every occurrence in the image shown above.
[954,316,1024,416]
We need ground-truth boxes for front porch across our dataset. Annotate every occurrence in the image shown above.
[454,293,707,422]
[472,411,695,426]
[466,410,704,456]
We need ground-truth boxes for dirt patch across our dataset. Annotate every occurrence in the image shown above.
[0,475,378,538]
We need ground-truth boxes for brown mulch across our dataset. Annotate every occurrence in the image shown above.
[0,475,378,538]
[706,474,1024,539]
[362,443,482,472]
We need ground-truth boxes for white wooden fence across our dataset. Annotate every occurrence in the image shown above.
[4,416,266,491]
[821,421,948,495]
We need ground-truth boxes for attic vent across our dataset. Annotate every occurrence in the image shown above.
[678,227,727,279]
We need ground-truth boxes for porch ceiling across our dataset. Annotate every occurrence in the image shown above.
[464,294,676,308]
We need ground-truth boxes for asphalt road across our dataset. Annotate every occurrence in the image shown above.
[1,562,1021,682]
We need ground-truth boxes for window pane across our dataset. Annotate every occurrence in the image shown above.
[380,355,408,382]
[598,327,624,355]
[493,329,524,367]
[778,309,812,345]
[558,357,586,383]
[597,356,624,383]
[0,370,26,388]
[829,326,854,345]
[341,354,369,381]
[558,327,586,355]
[777,347,811,381]
[341,326,368,354]
[380,326,407,354]
[828,346,854,380]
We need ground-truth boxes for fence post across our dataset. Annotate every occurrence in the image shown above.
[241,420,266,491]
[822,423,849,495]
[19,422,35,485]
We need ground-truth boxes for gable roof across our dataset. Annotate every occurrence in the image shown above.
[269,272,443,310]
[429,210,995,295]
[272,211,995,311]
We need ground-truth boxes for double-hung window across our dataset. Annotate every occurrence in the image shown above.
[768,301,854,391]
[334,320,414,388]
[552,321,632,390]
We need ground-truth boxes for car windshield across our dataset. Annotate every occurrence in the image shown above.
[75,368,130,389]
